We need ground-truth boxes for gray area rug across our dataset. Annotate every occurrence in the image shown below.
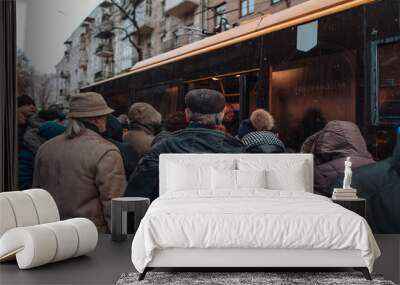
[116,272,396,285]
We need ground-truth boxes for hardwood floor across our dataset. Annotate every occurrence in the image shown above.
[0,235,399,284]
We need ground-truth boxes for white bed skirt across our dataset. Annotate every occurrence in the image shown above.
[148,248,366,268]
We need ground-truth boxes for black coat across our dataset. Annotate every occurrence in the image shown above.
[125,123,244,200]
[329,135,400,234]
[103,114,123,142]
[105,138,139,179]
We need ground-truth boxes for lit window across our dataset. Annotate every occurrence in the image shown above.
[271,0,281,4]
[240,0,255,17]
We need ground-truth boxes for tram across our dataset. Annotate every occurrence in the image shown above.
[82,0,400,159]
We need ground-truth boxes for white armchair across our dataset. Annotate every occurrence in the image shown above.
[0,189,98,269]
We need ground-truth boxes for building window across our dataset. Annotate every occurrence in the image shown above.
[146,0,152,16]
[240,0,254,17]
[271,0,281,4]
[215,3,226,28]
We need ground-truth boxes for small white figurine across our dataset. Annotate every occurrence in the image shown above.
[343,157,352,189]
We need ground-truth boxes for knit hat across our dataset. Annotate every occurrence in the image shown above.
[38,122,65,140]
[250,109,275,131]
[67,92,114,119]
[17,95,35,107]
[185,89,226,114]
[128,103,162,129]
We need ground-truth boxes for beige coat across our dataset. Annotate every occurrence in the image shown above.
[123,130,154,158]
[33,129,127,233]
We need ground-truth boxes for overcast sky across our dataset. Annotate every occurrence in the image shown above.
[17,0,102,74]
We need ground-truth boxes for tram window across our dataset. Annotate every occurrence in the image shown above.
[187,76,240,105]
[378,42,400,121]
[156,85,178,116]
[105,92,130,116]
[136,84,178,117]
[270,51,357,150]
[187,79,221,92]
[135,88,154,106]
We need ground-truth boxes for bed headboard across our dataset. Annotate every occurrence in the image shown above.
[159,154,314,196]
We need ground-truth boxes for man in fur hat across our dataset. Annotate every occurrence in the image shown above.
[125,89,244,200]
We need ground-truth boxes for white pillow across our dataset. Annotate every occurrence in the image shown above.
[266,164,307,191]
[238,159,307,191]
[212,168,237,190]
[167,163,211,191]
[237,169,268,189]
[211,169,268,191]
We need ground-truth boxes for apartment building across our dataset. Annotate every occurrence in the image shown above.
[207,0,308,32]
[55,0,208,107]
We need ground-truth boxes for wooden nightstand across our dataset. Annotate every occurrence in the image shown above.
[331,198,366,218]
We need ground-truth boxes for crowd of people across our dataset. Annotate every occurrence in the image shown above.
[17,89,399,233]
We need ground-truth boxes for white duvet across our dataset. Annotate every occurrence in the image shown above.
[131,190,380,273]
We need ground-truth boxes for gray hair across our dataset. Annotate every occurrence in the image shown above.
[65,119,86,138]
[186,109,224,126]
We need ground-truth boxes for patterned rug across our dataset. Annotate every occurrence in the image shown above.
[116,271,396,285]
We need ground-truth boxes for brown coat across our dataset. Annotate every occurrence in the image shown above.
[123,129,154,158]
[33,129,127,233]
[301,120,374,195]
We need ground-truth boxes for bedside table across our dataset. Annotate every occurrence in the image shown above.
[111,197,150,242]
[331,198,366,218]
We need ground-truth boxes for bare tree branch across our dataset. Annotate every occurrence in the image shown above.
[109,0,143,60]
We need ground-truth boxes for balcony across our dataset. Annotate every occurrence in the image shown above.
[95,43,113,57]
[95,19,114,39]
[161,33,198,52]
[165,0,198,18]
[135,16,154,35]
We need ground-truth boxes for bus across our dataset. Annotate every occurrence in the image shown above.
[82,0,400,159]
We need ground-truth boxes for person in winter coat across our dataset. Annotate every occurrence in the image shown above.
[301,120,375,195]
[17,95,36,149]
[18,121,65,190]
[102,114,139,178]
[123,103,162,158]
[33,92,127,233]
[103,114,123,142]
[125,89,244,201]
[329,127,400,234]
[239,109,286,153]
[222,103,239,136]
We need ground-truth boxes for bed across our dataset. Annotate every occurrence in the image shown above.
[131,154,380,280]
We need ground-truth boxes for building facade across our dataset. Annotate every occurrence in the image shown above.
[56,0,308,108]
[206,0,308,33]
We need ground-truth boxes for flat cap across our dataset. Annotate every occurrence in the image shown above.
[185,89,226,114]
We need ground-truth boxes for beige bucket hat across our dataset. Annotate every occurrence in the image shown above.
[67,92,114,119]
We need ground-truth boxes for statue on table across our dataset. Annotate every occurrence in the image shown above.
[343,157,352,189]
